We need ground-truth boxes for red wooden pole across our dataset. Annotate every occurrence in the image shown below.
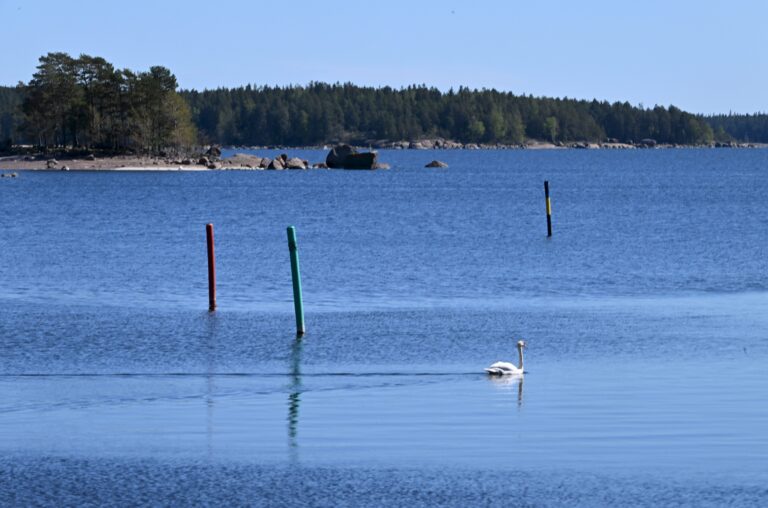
[206,223,216,311]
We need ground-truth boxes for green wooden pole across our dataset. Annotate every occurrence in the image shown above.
[287,226,305,336]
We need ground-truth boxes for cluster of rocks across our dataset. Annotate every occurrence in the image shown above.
[713,141,755,148]
[380,139,465,150]
[0,172,18,178]
[239,153,312,170]
[45,159,71,170]
[186,145,386,170]
[364,137,766,150]
[371,139,497,150]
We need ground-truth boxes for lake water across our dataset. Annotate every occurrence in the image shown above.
[1,148,768,506]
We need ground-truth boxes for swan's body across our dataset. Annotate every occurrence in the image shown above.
[485,340,526,376]
[485,361,523,376]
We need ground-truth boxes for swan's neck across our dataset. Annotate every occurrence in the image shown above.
[517,346,524,370]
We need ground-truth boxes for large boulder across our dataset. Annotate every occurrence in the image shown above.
[418,139,436,149]
[206,145,222,158]
[46,159,58,169]
[219,153,263,168]
[325,144,378,169]
[286,157,307,169]
[326,144,356,168]
[425,160,448,168]
[267,157,285,170]
[343,152,377,169]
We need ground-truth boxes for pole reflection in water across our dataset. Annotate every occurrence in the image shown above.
[488,375,524,408]
[205,313,219,459]
[287,338,303,460]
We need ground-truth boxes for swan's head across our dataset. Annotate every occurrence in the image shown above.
[517,340,527,349]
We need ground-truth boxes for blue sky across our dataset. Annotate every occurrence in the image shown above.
[1,0,765,114]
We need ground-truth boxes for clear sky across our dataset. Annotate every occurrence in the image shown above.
[1,0,765,114]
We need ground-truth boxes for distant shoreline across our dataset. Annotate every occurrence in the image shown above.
[236,140,767,151]
[1,142,766,172]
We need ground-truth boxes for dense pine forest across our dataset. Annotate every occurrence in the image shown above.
[181,84,718,146]
[1,53,196,153]
[2,52,767,152]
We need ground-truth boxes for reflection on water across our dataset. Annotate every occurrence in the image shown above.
[288,338,303,458]
[488,374,524,408]
[205,314,218,459]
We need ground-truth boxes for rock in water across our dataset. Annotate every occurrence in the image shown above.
[342,152,378,169]
[325,144,379,169]
[425,160,448,168]
[326,144,356,168]
[286,157,307,169]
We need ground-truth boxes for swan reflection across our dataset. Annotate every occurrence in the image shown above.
[488,373,524,407]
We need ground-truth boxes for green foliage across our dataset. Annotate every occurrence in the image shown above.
[5,56,768,150]
[544,116,559,142]
[0,85,23,145]
[182,83,721,146]
[705,113,768,143]
[18,52,196,153]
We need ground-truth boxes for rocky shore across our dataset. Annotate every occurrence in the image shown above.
[1,139,763,172]
[0,153,320,171]
[232,138,765,151]
[0,145,383,171]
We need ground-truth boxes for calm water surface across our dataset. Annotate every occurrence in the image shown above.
[1,149,767,506]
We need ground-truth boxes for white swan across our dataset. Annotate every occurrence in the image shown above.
[485,340,526,375]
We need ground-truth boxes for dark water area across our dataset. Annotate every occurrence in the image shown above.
[1,149,768,506]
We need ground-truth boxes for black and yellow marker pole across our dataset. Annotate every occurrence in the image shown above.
[544,180,552,237]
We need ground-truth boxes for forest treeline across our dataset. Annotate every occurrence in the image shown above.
[2,52,768,151]
[1,52,195,153]
[182,84,720,146]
